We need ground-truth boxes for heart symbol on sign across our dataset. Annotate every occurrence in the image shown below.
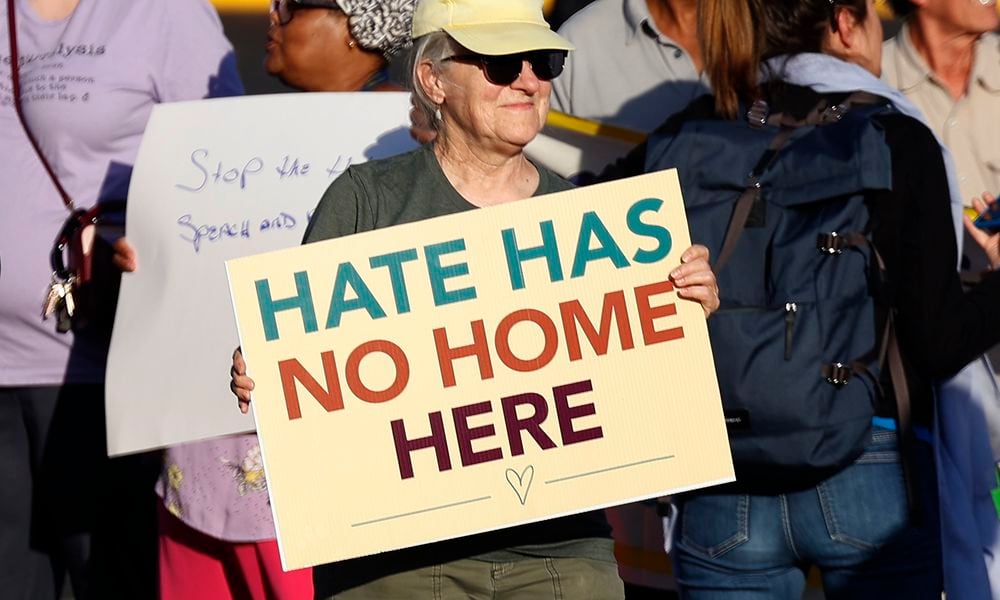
[505,465,534,506]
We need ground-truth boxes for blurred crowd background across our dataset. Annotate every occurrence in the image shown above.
[213,0,902,97]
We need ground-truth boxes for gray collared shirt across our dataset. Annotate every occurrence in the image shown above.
[882,25,1000,205]
[550,0,708,133]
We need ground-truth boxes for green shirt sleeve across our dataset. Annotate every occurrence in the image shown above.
[302,168,376,244]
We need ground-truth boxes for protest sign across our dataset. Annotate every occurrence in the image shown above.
[227,169,734,569]
[106,92,416,456]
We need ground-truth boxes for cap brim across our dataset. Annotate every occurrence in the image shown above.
[444,22,574,55]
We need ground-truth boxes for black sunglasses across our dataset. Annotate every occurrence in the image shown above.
[271,0,341,26]
[445,51,567,86]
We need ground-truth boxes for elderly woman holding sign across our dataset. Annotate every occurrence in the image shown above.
[231,0,718,597]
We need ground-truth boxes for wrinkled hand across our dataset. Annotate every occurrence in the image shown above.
[230,347,255,414]
[409,93,437,145]
[112,237,138,272]
[670,245,719,318]
[963,192,1000,270]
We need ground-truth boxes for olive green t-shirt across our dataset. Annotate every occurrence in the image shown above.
[304,143,574,243]
[305,145,614,594]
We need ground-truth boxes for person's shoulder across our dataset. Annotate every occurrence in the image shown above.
[308,151,425,241]
[557,0,625,41]
[979,31,1000,63]
[873,111,940,158]
[881,31,901,59]
[873,111,933,137]
[536,163,574,193]
[882,18,906,47]
[139,0,223,27]
[120,0,208,15]
[157,0,220,15]
[346,146,428,180]
[880,22,908,80]
[109,0,221,33]
[649,93,718,136]
[336,145,431,207]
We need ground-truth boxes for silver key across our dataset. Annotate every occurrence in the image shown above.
[62,277,76,317]
[42,284,61,318]
[42,275,67,319]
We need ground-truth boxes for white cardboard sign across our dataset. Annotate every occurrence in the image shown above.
[106,92,417,456]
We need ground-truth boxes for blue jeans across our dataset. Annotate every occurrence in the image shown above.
[673,430,941,599]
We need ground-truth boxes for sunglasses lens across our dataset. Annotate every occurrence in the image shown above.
[482,56,523,86]
[528,51,565,81]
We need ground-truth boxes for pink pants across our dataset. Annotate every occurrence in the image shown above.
[158,504,313,600]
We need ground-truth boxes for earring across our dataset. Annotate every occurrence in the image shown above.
[434,106,442,121]
[348,40,357,49]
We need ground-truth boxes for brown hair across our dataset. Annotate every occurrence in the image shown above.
[699,0,762,120]
[699,0,870,119]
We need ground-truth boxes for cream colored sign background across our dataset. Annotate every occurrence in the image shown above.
[227,170,734,570]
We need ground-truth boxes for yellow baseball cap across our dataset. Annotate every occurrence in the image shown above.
[412,0,574,56]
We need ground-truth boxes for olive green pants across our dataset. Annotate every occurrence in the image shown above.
[324,556,625,600]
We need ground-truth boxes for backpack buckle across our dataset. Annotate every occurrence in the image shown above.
[821,103,847,123]
[823,362,852,387]
[817,232,847,255]
[746,100,770,129]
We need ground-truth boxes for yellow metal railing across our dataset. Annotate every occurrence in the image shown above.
[211,0,268,13]
[546,110,646,145]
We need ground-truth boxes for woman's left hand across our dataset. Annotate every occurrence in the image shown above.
[670,244,719,318]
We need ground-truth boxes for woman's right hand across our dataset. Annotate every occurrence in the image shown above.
[230,347,255,414]
[964,192,1000,270]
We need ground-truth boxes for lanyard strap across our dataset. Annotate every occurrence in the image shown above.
[7,0,75,210]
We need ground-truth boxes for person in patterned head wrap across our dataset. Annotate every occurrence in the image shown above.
[266,0,416,91]
[336,0,416,57]
[151,3,420,600]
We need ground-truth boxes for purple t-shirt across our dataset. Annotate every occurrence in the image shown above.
[0,0,243,385]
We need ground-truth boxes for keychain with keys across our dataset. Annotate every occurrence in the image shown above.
[42,275,64,319]
[42,273,76,333]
